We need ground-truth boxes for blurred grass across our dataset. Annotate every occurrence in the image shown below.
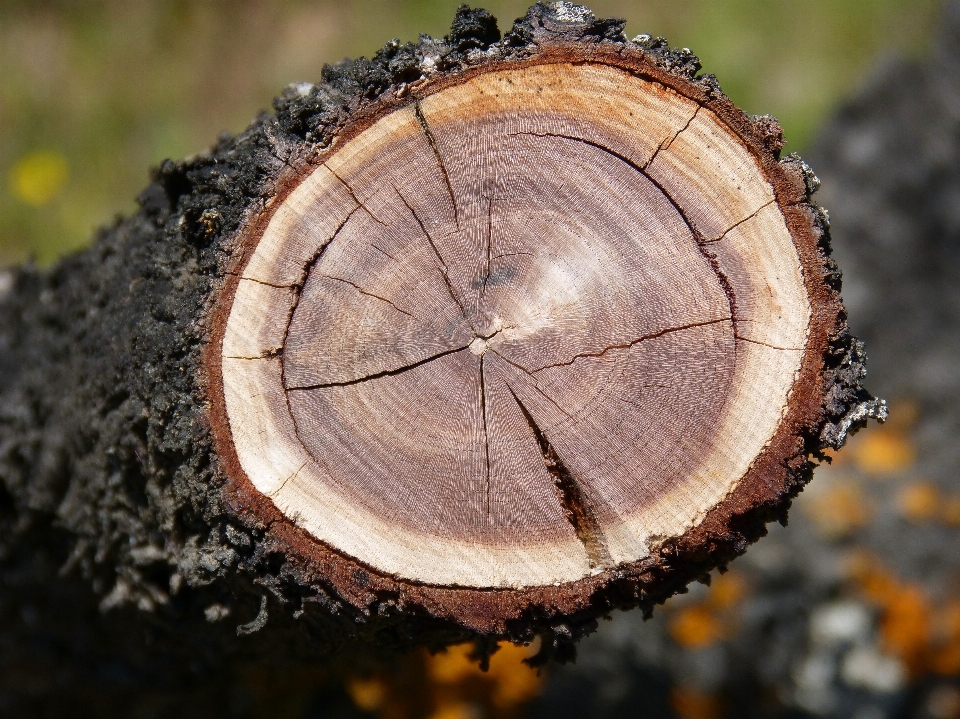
[0,0,942,266]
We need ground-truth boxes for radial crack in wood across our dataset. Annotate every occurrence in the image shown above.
[414,101,462,231]
[508,385,613,570]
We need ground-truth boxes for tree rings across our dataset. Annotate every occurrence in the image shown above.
[210,47,834,612]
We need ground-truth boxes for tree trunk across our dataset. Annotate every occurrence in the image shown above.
[0,0,881,675]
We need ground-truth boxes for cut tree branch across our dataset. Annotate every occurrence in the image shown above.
[0,2,884,670]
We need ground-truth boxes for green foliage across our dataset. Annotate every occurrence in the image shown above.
[0,0,940,265]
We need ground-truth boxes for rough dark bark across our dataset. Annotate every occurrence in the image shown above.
[0,2,880,707]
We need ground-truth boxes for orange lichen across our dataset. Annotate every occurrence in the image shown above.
[347,677,388,712]
[848,554,960,681]
[341,641,544,718]
[897,482,943,522]
[803,482,872,539]
[850,554,932,676]
[890,481,960,527]
[427,644,479,685]
[669,606,726,649]
[423,641,543,716]
[486,642,543,708]
[833,399,917,475]
[881,585,932,676]
[708,571,746,610]
[670,687,724,719]
[851,427,915,475]
[930,601,960,676]
[666,571,747,650]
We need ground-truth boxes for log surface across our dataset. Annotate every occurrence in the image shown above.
[0,1,882,659]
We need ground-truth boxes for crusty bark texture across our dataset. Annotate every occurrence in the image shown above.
[0,1,880,700]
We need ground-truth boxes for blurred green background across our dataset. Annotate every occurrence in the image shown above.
[0,0,942,266]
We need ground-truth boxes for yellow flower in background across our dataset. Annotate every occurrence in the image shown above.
[9,151,69,206]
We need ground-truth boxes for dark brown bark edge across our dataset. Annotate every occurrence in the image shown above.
[0,2,883,668]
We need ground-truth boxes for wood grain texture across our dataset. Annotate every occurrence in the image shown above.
[219,61,811,588]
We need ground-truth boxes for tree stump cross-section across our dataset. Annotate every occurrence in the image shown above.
[0,4,884,653]
[210,36,842,619]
